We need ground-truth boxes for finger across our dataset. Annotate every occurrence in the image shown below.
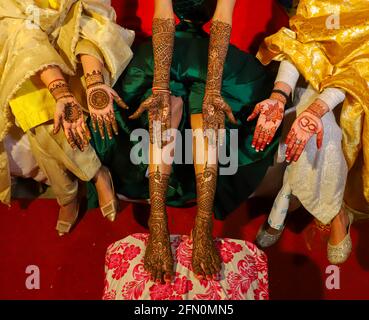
[286,141,299,162]
[247,104,261,121]
[317,127,324,149]
[192,259,203,279]
[113,93,129,110]
[129,98,153,120]
[259,130,270,151]
[293,143,305,162]
[150,267,157,282]
[66,129,77,150]
[104,115,114,140]
[252,124,263,148]
[155,270,163,284]
[255,130,266,152]
[218,120,226,147]
[222,102,237,125]
[285,135,297,157]
[266,128,277,145]
[53,113,62,134]
[202,264,212,280]
[82,121,92,142]
[76,125,87,148]
[72,128,84,151]
[164,272,172,284]
[285,129,296,147]
[97,116,105,139]
[109,111,119,136]
[91,114,98,133]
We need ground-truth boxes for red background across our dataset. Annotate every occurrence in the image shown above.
[111,0,289,53]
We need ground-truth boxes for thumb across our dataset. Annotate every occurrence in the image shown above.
[316,127,324,149]
[247,104,261,121]
[111,89,129,110]
[53,112,62,134]
[223,102,237,125]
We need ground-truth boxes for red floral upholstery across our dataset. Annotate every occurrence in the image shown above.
[103,234,269,300]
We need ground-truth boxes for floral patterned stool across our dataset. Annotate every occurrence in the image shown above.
[103,234,269,300]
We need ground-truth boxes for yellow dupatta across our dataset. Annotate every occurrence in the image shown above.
[0,0,134,204]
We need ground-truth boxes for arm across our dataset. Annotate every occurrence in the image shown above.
[80,54,127,140]
[40,66,90,151]
[129,0,175,146]
[202,0,237,145]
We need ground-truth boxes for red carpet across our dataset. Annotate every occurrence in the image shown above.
[0,198,368,300]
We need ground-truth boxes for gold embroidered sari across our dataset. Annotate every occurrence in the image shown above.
[257,0,369,213]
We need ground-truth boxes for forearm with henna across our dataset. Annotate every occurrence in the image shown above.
[205,20,231,94]
[202,20,236,144]
[152,18,175,91]
[129,18,175,146]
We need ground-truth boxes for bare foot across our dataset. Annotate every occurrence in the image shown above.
[192,217,221,281]
[329,208,349,245]
[144,215,173,284]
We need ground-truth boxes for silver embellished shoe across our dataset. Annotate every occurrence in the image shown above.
[255,223,284,248]
[327,211,354,265]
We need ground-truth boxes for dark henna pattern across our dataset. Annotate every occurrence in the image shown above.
[205,21,232,93]
[64,102,82,123]
[306,101,328,118]
[144,168,173,283]
[152,18,175,90]
[49,80,73,101]
[85,70,104,89]
[263,102,284,124]
[299,116,318,133]
[192,165,221,279]
[88,88,110,110]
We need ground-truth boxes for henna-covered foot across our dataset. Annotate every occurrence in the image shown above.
[192,217,221,281]
[192,165,221,281]
[144,169,173,283]
[144,215,174,284]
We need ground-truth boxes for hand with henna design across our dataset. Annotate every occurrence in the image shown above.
[247,99,285,152]
[129,90,171,146]
[86,75,128,140]
[54,95,91,151]
[285,100,328,162]
[202,93,237,146]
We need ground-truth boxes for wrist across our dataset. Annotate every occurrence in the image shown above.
[204,89,221,96]
[48,79,73,101]
[85,70,104,89]
[152,85,170,94]
[306,99,329,118]
[270,89,289,105]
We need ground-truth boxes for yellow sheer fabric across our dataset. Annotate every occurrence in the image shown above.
[257,0,369,204]
[0,0,135,204]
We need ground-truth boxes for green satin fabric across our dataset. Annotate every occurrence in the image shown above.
[88,22,279,219]
[173,0,216,24]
